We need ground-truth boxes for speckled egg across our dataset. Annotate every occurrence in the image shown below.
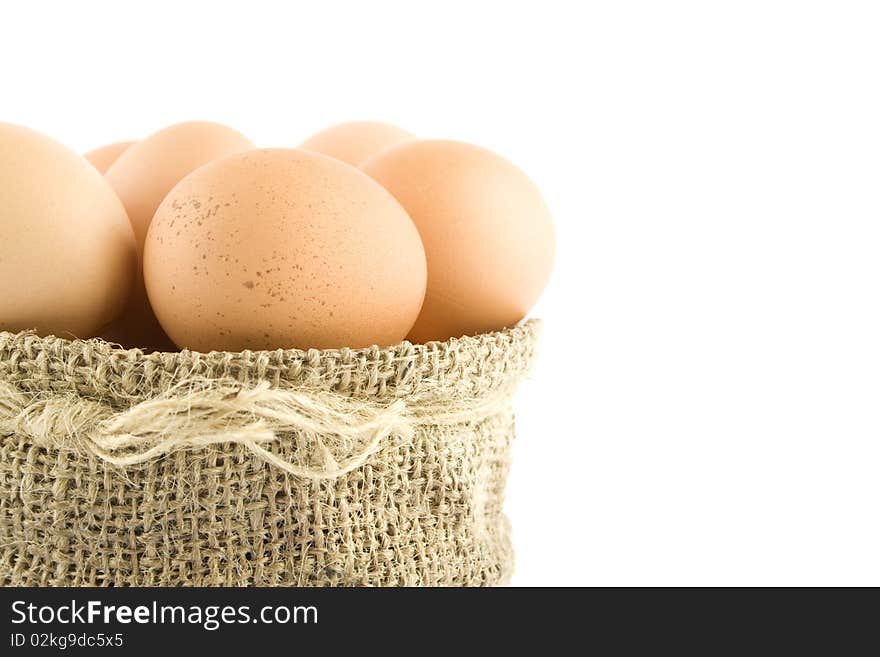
[144,148,427,351]
[101,121,254,349]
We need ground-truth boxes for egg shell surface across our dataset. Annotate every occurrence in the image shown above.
[0,122,136,337]
[299,121,415,168]
[144,148,427,351]
[362,139,555,342]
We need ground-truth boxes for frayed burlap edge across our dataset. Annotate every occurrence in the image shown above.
[0,320,540,587]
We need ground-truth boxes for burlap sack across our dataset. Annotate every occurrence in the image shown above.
[0,320,540,586]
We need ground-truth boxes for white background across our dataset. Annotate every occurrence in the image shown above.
[4,1,879,586]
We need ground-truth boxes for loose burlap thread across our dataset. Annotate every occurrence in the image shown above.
[0,320,540,587]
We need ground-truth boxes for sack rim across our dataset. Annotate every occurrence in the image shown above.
[0,319,542,401]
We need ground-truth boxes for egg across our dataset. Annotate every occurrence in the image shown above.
[0,122,136,337]
[299,121,415,167]
[362,140,554,342]
[102,121,254,349]
[84,140,134,173]
[144,148,427,352]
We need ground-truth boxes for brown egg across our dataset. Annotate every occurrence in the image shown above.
[102,121,254,349]
[362,140,554,343]
[144,148,426,352]
[84,140,134,173]
[299,121,414,167]
[0,122,136,337]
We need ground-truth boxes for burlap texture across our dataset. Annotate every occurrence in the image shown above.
[0,320,540,587]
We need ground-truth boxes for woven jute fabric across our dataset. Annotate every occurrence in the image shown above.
[0,320,540,587]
